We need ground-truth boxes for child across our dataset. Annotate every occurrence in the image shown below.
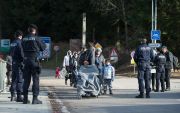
[55,67,61,79]
[102,59,115,95]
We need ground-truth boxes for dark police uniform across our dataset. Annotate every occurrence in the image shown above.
[154,52,166,92]
[22,35,45,104]
[10,38,24,101]
[150,49,158,91]
[134,43,154,98]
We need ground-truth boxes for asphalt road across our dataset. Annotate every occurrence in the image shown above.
[40,76,180,113]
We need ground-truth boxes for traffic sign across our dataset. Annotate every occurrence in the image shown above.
[151,30,161,40]
[130,51,135,58]
[148,43,161,48]
[0,39,10,53]
[110,48,118,63]
[39,37,51,59]
[95,43,102,49]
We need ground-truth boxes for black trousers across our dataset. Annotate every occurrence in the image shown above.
[151,73,156,90]
[137,62,151,94]
[23,59,40,96]
[10,63,23,94]
[156,72,165,91]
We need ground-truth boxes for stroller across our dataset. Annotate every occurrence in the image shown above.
[77,65,101,99]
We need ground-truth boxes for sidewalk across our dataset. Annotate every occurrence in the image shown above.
[0,92,52,113]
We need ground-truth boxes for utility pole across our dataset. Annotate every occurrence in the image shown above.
[82,13,86,46]
[151,0,158,44]
[154,0,157,44]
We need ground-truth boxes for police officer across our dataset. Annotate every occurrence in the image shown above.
[161,46,173,91]
[154,49,166,92]
[10,30,24,102]
[134,38,154,98]
[151,49,158,91]
[22,24,45,104]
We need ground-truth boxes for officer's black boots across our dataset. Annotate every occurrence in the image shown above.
[23,95,30,104]
[161,90,165,92]
[135,93,144,98]
[32,96,42,104]
[16,94,23,102]
[165,87,170,91]
[154,89,159,92]
[10,93,16,101]
[146,93,150,98]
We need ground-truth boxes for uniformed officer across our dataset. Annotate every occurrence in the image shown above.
[10,30,24,102]
[154,50,166,92]
[134,39,154,98]
[22,24,45,104]
[151,49,158,91]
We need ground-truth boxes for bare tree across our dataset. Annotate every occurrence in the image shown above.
[91,0,129,48]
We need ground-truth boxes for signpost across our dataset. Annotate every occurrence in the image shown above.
[151,0,159,75]
[151,0,159,43]
[130,51,136,74]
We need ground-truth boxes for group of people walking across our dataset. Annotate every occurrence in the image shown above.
[134,38,176,98]
[9,24,45,104]
[62,43,115,95]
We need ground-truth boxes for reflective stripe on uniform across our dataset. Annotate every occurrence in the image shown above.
[23,37,36,41]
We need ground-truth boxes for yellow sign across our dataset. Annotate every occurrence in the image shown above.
[131,58,135,65]
[95,43,102,49]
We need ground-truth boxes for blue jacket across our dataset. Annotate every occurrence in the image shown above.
[134,43,154,63]
[22,34,45,58]
[102,64,115,80]
[10,39,24,63]
[154,52,166,66]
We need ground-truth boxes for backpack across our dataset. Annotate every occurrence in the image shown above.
[173,55,179,68]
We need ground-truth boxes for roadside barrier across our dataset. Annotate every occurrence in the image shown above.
[0,59,7,92]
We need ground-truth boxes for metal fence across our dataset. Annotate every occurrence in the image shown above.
[0,59,7,92]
